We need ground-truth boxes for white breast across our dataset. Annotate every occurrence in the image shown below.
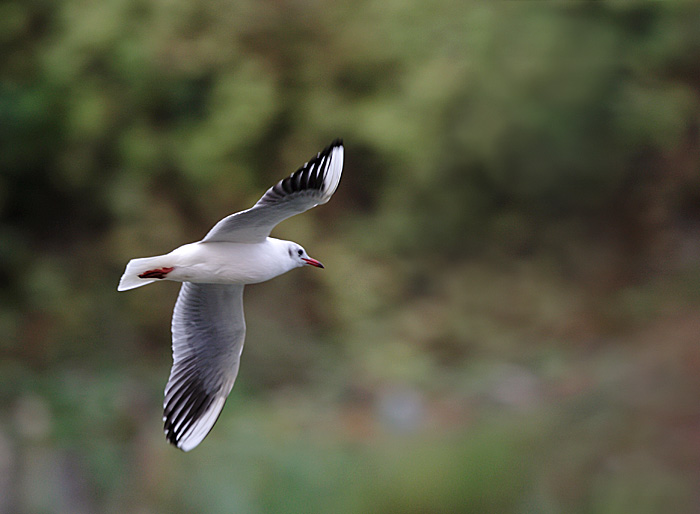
[167,239,293,285]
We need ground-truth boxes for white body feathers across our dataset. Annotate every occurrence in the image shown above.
[118,238,298,291]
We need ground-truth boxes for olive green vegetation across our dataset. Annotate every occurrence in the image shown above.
[2,0,700,512]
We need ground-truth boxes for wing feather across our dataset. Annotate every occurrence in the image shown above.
[202,139,344,243]
[163,282,246,451]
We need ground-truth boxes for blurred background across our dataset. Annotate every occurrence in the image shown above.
[2,1,700,512]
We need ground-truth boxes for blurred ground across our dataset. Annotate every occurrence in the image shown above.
[2,1,700,513]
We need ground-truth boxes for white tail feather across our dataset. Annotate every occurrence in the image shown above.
[117,255,170,291]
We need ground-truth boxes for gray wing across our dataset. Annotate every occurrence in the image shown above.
[163,282,246,451]
[202,139,344,243]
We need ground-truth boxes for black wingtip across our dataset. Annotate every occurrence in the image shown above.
[255,138,343,207]
[316,138,343,161]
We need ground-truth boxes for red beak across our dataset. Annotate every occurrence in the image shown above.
[302,257,324,269]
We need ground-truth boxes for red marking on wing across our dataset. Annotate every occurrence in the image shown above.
[138,267,175,279]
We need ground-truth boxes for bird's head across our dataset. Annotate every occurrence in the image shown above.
[288,243,324,269]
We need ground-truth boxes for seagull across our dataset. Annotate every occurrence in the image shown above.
[118,139,344,451]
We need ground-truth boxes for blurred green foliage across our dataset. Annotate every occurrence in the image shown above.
[2,0,700,513]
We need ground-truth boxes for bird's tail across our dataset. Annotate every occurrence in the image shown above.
[117,255,172,291]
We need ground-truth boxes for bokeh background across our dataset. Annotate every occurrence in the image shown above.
[2,1,700,512]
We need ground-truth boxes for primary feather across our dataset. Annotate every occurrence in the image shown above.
[202,139,343,243]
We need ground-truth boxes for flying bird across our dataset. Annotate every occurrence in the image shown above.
[118,139,344,451]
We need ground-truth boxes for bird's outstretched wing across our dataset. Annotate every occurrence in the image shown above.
[163,282,245,451]
[202,139,344,243]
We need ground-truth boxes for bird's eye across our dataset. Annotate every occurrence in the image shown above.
[297,249,303,256]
